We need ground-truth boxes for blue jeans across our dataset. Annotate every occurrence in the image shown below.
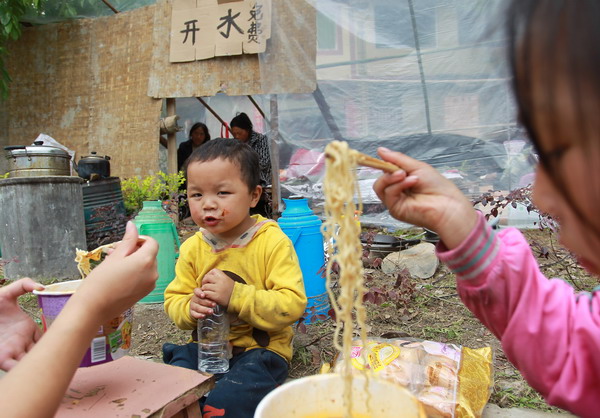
[163,343,288,417]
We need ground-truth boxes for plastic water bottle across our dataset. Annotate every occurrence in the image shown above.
[197,304,230,374]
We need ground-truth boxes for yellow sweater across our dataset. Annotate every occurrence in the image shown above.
[164,215,307,363]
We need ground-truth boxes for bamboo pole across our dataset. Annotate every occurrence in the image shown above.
[312,84,344,142]
[196,97,232,136]
[247,95,265,119]
[101,0,119,14]
[270,95,280,218]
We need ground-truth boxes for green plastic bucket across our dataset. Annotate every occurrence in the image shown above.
[133,201,180,303]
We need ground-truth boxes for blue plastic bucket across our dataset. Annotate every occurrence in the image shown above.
[278,198,329,320]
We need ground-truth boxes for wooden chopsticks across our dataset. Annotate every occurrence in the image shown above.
[324,147,401,173]
[351,150,401,173]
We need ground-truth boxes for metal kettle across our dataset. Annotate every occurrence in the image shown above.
[77,152,111,180]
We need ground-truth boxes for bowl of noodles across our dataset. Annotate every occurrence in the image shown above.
[254,373,426,418]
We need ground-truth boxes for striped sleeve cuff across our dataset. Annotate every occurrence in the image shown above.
[436,211,500,280]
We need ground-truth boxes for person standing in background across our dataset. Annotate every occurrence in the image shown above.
[230,113,272,217]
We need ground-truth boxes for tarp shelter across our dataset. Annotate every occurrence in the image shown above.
[0,0,532,228]
[171,0,534,229]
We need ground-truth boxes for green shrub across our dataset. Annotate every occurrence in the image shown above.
[121,171,185,216]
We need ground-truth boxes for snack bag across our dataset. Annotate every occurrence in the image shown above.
[333,338,493,418]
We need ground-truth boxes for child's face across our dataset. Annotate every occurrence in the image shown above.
[529,75,600,275]
[532,150,600,275]
[186,158,262,243]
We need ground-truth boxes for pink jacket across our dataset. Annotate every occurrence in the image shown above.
[437,212,600,416]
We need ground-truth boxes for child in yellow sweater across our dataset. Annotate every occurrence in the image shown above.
[163,138,307,417]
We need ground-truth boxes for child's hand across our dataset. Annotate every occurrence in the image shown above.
[201,268,235,308]
[373,147,478,249]
[0,278,45,371]
[190,287,217,319]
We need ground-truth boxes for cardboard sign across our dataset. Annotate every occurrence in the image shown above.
[170,0,271,61]
[244,0,271,54]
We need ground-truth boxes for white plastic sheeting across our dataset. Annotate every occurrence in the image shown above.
[158,0,534,228]
[262,0,532,228]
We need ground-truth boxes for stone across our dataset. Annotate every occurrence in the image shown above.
[381,242,438,278]
[482,403,575,417]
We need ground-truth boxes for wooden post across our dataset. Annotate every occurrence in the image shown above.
[270,95,280,219]
[166,98,178,223]
[166,98,177,174]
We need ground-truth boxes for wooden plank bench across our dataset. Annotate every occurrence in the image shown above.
[56,356,213,418]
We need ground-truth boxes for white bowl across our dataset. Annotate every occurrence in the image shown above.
[255,373,426,417]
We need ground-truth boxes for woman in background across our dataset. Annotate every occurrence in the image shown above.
[178,122,211,172]
[230,112,272,217]
[177,123,211,219]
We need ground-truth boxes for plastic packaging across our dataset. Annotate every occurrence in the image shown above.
[197,304,230,374]
[332,337,494,418]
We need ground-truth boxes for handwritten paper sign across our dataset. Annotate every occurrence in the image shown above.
[170,0,272,62]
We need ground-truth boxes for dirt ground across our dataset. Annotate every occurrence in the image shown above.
[124,226,593,412]
[11,226,595,413]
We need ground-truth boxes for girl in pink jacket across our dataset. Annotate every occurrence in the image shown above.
[373,1,600,415]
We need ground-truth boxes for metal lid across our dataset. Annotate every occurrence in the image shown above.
[80,151,110,161]
[4,141,70,158]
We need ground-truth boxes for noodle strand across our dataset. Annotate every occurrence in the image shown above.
[322,141,370,418]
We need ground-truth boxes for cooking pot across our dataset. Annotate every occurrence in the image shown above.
[4,141,72,177]
[77,152,111,180]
